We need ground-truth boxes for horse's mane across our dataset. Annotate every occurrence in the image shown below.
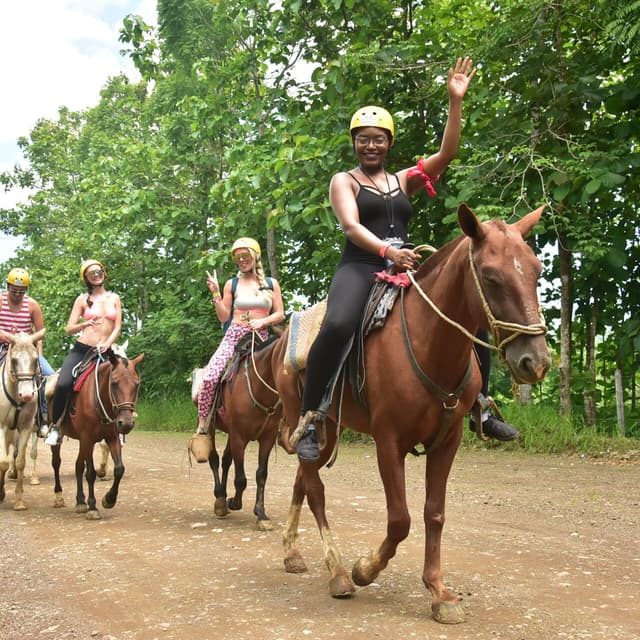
[414,234,466,281]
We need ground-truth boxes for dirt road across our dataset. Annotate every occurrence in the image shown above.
[1,432,638,640]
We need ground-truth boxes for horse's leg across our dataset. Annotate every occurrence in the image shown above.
[422,430,465,624]
[12,428,31,510]
[84,442,102,520]
[352,439,410,586]
[227,433,247,512]
[51,443,65,508]
[101,436,124,510]
[207,437,228,518]
[28,431,40,485]
[253,428,277,532]
[96,440,109,479]
[217,440,234,517]
[74,445,88,514]
[292,458,355,598]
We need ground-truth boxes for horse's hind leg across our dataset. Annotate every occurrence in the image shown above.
[12,429,31,510]
[207,439,229,518]
[74,451,88,513]
[227,434,247,512]
[253,429,277,531]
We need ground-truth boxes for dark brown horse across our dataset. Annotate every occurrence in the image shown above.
[272,203,551,624]
[48,349,144,519]
[202,334,282,531]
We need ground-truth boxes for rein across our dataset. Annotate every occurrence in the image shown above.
[245,331,281,415]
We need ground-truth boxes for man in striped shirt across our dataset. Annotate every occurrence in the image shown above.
[0,267,54,432]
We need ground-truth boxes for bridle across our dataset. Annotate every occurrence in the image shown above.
[93,352,139,424]
[406,239,547,358]
[1,341,40,429]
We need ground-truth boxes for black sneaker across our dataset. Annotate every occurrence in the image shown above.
[296,429,320,461]
[471,415,519,441]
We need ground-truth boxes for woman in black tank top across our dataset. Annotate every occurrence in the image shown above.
[295,57,517,461]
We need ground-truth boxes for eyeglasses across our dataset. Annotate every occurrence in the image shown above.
[354,135,388,147]
[234,252,252,263]
[8,287,26,296]
[87,269,104,277]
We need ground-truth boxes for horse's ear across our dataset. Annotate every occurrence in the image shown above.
[132,353,144,366]
[0,329,15,344]
[513,204,546,238]
[31,328,46,344]
[457,203,485,240]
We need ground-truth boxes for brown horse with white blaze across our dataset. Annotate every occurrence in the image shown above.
[272,203,551,624]
[48,349,144,519]
[0,329,45,510]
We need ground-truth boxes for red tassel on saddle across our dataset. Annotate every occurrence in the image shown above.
[407,158,438,197]
[374,271,411,288]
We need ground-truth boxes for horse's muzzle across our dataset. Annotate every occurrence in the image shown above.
[505,337,551,384]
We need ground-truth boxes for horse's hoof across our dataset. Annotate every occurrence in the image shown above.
[102,497,116,509]
[86,509,102,521]
[30,477,40,486]
[432,600,465,624]
[329,573,356,598]
[214,497,230,518]
[256,518,273,532]
[96,468,107,479]
[7,470,17,480]
[227,497,242,511]
[284,550,308,574]
[54,497,65,508]
[75,504,89,514]
[351,556,377,587]
[13,502,27,511]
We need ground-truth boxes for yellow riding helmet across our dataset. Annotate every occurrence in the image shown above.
[80,259,107,281]
[7,267,31,287]
[349,105,395,144]
[231,237,261,258]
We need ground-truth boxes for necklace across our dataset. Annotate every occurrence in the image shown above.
[359,166,395,233]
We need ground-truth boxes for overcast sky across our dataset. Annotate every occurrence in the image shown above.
[0,0,157,261]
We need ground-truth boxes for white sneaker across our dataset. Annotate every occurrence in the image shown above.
[37,423,49,438]
[45,427,61,446]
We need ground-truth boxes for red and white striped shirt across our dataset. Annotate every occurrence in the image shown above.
[0,292,33,334]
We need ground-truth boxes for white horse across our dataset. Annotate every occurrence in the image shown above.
[0,329,45,510]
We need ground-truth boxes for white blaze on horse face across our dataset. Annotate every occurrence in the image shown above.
[513,256,524,276]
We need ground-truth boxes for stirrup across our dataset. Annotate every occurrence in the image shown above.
[289,410,319,448]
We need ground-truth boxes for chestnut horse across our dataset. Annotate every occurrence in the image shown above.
[202,334,282,531]
[0,329,45,510]
[272,203,551,624]
[48,349,144,519]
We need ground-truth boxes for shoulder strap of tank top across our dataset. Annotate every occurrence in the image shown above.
[347,171,364,186]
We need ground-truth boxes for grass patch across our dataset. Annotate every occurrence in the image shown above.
[135,396,640,459]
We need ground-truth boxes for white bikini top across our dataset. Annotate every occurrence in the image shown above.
[234,292,271,311]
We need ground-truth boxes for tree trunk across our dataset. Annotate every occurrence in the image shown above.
[615,368,625,437]
[558,236,572,417]
[583,297,598,428]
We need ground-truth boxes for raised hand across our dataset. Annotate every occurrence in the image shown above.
[448,56,476,100]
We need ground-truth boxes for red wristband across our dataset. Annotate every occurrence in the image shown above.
[378,244,390,259]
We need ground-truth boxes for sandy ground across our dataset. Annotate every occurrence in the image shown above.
[0,432,638,640]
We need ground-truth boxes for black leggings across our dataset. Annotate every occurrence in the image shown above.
[302,261,377,413]
[51,341,94,424]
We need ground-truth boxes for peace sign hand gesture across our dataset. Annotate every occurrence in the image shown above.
[448,56,476,100]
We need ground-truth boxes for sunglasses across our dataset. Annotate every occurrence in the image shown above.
[87,269,105,277]
[234,252,252,263]
[8,287,27,296]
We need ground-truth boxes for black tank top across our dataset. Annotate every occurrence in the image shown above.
[339,171,414,265]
